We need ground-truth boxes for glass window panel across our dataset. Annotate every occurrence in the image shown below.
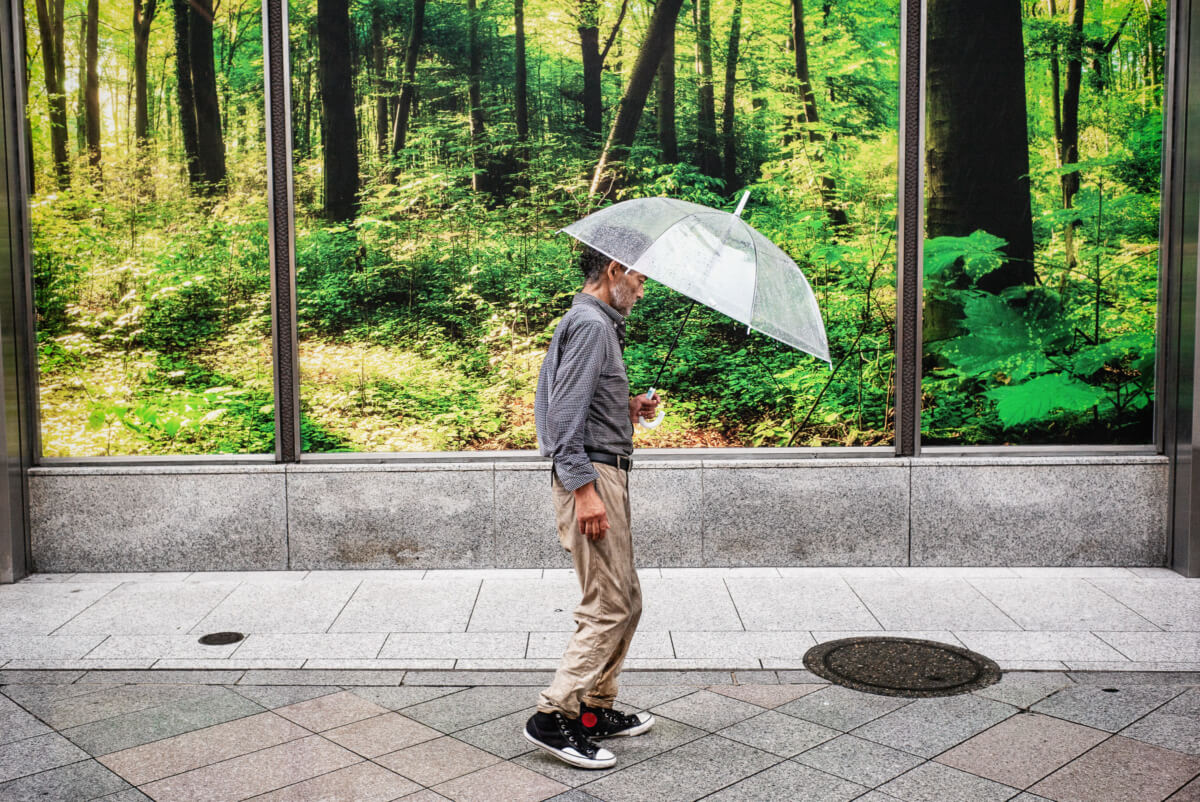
[291,0,899,453]
[23,0,273,456]
[921,0,1164,446]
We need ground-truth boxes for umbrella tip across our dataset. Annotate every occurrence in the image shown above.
[734,191,750,218]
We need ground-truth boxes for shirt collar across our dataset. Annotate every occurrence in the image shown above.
[573,292,626,324]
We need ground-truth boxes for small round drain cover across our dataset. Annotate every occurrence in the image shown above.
[803,637,1001,698]
[198,632,245,646]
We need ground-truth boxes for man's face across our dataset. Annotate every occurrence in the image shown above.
[608,263,647,316]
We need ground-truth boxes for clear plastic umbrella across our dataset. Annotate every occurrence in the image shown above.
[561,192,831,427]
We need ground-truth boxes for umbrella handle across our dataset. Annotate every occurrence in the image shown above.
[638,388,666,429]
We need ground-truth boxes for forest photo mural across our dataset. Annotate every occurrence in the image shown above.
[22,0,1161,456]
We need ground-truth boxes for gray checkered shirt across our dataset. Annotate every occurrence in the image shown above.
[535,293,634,492]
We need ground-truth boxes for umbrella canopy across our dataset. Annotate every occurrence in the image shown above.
[560,195,831,365]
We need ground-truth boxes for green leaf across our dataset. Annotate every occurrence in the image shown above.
[923,231,1008,281]
[984,373,1107,427]
[86,409,107,430]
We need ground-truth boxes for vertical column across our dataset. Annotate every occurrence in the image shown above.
[1163,0,1200,576]
[894,0,925,457]
[0,1,36,582]
[263,0,301,462]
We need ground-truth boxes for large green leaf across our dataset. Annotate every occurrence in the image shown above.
[940,292,1057,381]
[924,231,1008,281]
[984,373,1107,427]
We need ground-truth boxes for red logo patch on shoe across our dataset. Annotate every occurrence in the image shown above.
[580,712,598,729]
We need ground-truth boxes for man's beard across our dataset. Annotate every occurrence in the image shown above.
[611,283,636,316]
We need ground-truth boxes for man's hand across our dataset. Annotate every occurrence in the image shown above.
[574,482,609,540]
[629,392,660,426]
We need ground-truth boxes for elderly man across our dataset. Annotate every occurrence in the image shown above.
[523,246,659,769]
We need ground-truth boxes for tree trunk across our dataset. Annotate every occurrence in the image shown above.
[372,7,388,159]
[514,0,529,142]
[84,0,100,172]
[590,0,686,197]
[657,13,677,162]
[926,0,1035,293]
[579,1,602,141]
[792,0,846,226]
[133,0,157,145]
[466,0,489,194]
[1061,0,1085,268]
[391,0,425,163]
[33,0,69,186]
[318,0,359,220]
[190,0,226,190]
[173,0,201,186]
[693,0,719,176]
[721,0,743,191]
[76,17,85,157]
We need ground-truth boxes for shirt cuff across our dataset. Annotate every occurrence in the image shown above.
[554,453,599,492]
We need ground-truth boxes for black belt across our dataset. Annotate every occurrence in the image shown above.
[586,451,633,471]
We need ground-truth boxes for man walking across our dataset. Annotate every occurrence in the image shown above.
[523,246,659,769]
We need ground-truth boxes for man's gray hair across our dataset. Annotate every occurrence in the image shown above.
[578,224,652,285]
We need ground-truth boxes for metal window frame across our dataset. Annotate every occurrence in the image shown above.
[1,0,1182,472]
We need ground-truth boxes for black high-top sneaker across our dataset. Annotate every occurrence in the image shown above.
[523,711,616,769]
[579,703,655,738]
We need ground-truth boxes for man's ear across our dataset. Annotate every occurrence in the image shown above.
[605,259,623,282]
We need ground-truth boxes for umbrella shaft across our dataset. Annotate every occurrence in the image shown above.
[653,300,698,391]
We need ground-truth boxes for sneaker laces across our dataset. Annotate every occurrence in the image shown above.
[553,712,598,757]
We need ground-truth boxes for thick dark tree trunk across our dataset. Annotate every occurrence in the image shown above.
[190,0,226,190]
[391,0,425,162]
[84,0,101,172]
[515,0,529,142]
[792,0,846,226]
[590,0,685,197]
[372,8,388,159]
[33,0,69,186]
[466,0,489,194]
[173,0,201,186]
[579,1,602,141]
[656,15,677,162]
[722,0,743,191]
[133,0,157,145]
[1060,0,1085,267]
[693,0,719,176]
[926,0,1035,330]
[318,0,359,220]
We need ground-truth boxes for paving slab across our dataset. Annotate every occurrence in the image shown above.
[955,631,1129,663]
[329,580,480,633]
[1096,632,1200,663]
[703,760,868,801]
[1120,688,1200,755]
[793,733,925,787]
[320,712,442,758]
[577,734,780,802]
[850,693,1017,758]
[402,686,534,733]
[0,584,120,635]
[60,684,265,755]
[775,685,911,732]
[649,689,765,732]
[382,632,530,659]
[232,633,387,660]
[1087,578,1200,631]
[971,671,1075,709]
[0,757,132,800]
[0,692,53,744]
[1030,735,1200,802]
[249,760,421,801]
[375,734,501,786]
[968,578,1158,631]
[273,690,390,732]
[877,761,1019,802]
[0,732,90,783]
[138,734,361,801]
[96,711,309,786]
[53,582,239,636]
[848,579,1020,631]
[707,683,823,709]
[1031,684,1186,732]
[716,709,840,757]
[466,580,579,633]
[725,578,879,631]
[347,686,468,711]
[934,711,1109,788]
[190,580,362,634]
[636,579,745,631]
[431,760,569,802]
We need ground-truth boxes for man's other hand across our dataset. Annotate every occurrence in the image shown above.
[629,393,660,426]
[574,482,609,540]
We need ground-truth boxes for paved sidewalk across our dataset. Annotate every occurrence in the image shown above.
[0,668,1197,800]
[0,567,1197,672]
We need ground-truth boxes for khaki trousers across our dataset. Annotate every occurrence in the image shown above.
[537,462,643,716]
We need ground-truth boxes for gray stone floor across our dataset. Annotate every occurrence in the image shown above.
[1,567,1197,672]
[0,668,1197,801]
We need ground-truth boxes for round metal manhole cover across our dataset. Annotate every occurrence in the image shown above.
[198,632,245,646]
[803,637,1001,698]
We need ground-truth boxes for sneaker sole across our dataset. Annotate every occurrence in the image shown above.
[593,713,655,739]
[522,729,616,769]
